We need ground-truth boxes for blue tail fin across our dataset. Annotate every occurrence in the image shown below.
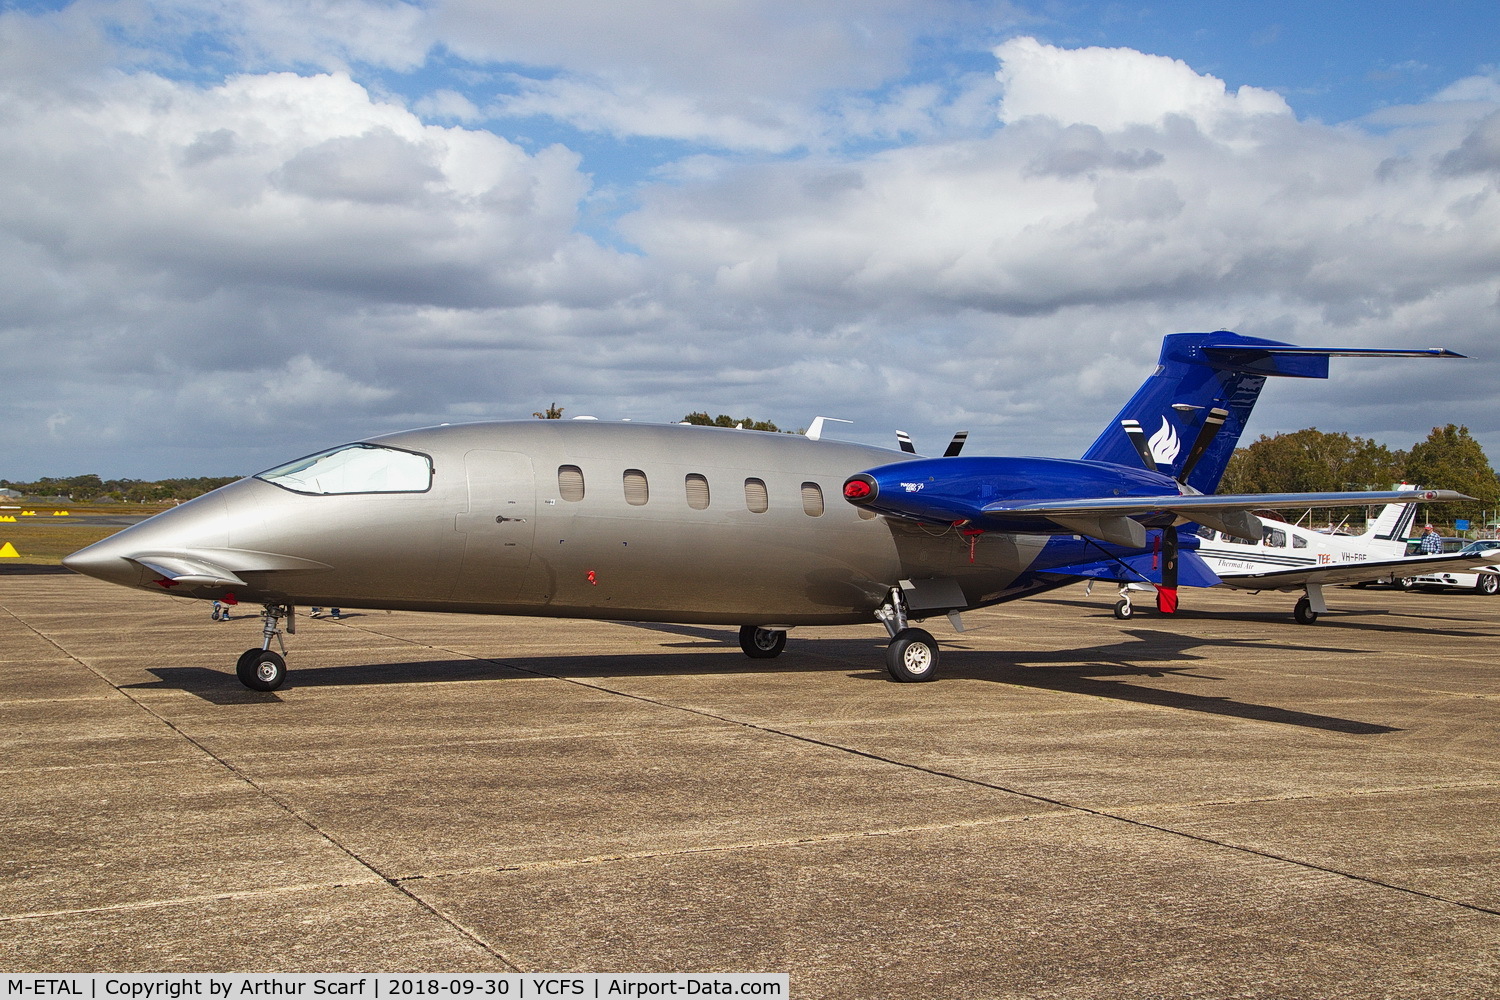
[1081,332,1462,493]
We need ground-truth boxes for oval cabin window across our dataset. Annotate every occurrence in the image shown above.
[744,478,769,513]
[801,482,825,517]
[558,465,585,502]
[624,469,650,506]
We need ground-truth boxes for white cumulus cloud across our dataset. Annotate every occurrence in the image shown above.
[994,36,1292,132]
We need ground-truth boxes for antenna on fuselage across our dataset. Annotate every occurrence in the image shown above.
[807,416,853,441]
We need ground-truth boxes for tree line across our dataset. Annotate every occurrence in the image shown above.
[534,404,788,432]
[0,474,241,503]
[1220,423,1498,527]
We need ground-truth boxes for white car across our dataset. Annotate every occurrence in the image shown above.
[1408,540,1500,595]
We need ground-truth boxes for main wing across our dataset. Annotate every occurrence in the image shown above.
[979,489,1468,548]
[1215,549,1500,591]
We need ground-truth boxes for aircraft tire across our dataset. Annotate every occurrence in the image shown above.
[1396,577,1416,591]
[1477,574,1499,596]
[236,648,287,691]
[1113,599,1132,620]
[739,625,786,659]
[1293,598,1319,625]
[886,628,938,682]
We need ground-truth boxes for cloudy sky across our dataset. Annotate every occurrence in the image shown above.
[4,1,1499,480]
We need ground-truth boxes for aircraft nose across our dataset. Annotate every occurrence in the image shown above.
[62,488,234,590]
[61,540,141,587]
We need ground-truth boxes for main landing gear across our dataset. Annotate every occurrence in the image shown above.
[738,586,944,682]
[738,625,787,659]
[1292,584,1327,625]
[236,603,293,691]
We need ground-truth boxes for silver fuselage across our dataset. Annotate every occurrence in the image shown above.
[65,421,1052,626]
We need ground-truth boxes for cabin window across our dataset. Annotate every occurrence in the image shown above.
[257,444,432,495]
[856,508,877,520]
[801,482,825,517]
[558,465,585,502]
[1293,535,1308,549]
[1196,525,1215,539]
[744,478,769,513]
[623,469,649,506]
[1262,527,1287,548]
[685,474,710,510]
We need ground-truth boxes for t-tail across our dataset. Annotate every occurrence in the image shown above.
[1081,332,1463,493]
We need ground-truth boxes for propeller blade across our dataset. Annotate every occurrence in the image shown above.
[1156,524,1179,613]
[896,430,916,454]
[943,431,969,458]
[1176,407,1228,483]
[1120,419,1157,472]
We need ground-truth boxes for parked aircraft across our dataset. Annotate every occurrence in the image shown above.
[1188,494,1500,622]
[63,331,1468,690]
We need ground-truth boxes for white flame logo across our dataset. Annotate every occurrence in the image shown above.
[1148,416,1181,467]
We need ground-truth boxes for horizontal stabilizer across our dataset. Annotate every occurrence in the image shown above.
[1200,345,1465,379]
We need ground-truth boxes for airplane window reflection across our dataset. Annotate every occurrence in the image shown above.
[1262,527,1287,548]
[257,444,432,495]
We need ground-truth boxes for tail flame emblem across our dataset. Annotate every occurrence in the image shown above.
[1148,417,1181,467]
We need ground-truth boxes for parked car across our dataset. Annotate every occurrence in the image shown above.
[1406,539,1500,595]
[1370,536,1468,589]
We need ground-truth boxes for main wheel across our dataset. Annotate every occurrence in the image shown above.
[886,628,938,682]
[1293,597,1319,625]
[738,625,786,659]
[1477,574,1499,596]
[1396,577,1416,591]
[236,648,287,691]
[1113,599,1133,620]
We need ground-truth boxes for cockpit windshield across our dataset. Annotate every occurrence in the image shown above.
[256,444,432,495]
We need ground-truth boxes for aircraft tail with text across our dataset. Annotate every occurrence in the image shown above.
[1081,332,1462,494]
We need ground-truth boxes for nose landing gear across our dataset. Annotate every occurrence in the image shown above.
[876,586,940,682]
[236,603,293,691]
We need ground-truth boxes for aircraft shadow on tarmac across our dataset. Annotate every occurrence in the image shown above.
[1041,595,1500,637]
[133,620,1400,733]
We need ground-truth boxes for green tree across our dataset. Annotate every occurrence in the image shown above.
[1403,424,1498,525]
[1219,428,1406,494]
[532,402,565,419]
[681,411,783,432]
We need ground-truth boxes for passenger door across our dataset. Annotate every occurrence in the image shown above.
[455,450,537,604]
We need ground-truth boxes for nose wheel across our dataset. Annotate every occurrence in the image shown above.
[237,648,287,691]
[885,627,938,682]
[876,586,941,682]
[235,603,294,691]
